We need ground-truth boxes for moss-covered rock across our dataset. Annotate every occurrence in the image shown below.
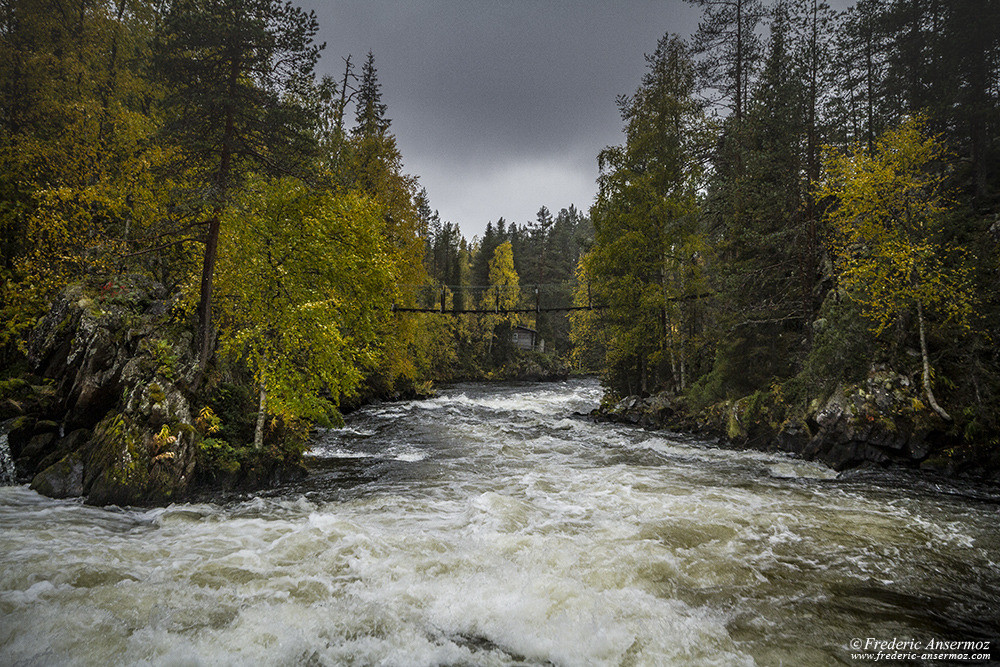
[31,452,85,498]
[594,367,956,475]
[16,278,201,504]
[15,277,310,505]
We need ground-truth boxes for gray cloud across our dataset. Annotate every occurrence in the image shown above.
[299,2,702,235]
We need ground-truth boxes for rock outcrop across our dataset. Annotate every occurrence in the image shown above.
[596,369,972,475]
[6,276,200,504]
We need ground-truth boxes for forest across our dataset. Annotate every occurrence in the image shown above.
[576,0,1000,472]
[1,0,999,497]
[0,0,592,495]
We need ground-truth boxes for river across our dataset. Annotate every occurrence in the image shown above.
[1,378,998,665]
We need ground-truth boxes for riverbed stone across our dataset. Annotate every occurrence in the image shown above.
[16,432,56,471]
[35,428,91,473]
[31,452,85,498]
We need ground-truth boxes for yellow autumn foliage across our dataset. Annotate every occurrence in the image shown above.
[818,117,974,335]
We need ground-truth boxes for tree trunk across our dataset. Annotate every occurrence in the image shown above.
[735,0,743,121]
[197,211,221,371]
[917,299,951,421]
[196,56,238,372]
[865,24,875,152]
[253,375,267,450]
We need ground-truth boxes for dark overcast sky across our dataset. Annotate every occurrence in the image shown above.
[296,2,759,238]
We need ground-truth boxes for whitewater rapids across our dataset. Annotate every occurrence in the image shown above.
[1,379,997,665]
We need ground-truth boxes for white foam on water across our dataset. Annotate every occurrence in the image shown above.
[336,426,376,437]
[1,380,998,665]
[392,452,426,462]
[0,431,16,486]
[314,447,376,459]
[767,460,839,480]
[421,382,603,418]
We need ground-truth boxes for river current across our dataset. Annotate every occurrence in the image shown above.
[1,378,998,665]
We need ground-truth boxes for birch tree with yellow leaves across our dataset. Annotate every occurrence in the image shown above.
[482,241,521,357]
[818,117,975,421]
[214,177,396,448]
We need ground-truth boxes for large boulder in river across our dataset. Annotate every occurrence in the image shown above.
[23,277,200,505]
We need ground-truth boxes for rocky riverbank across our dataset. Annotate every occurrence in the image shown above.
[1,277,304,505]
[595,369,1000,483]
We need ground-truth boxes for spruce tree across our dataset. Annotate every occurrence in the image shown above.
[698,5,806,401]
[353,51,390,138]
[588,34,707,395]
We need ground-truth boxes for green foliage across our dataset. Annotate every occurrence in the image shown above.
[148,383,167,405]
[0,0,172,347]
[591,1,1000,460]
[480,241,521,364]
[819,117,977,419]
[483,240,520,317]
[196,437,243,476]
[692,7,813,401]
[0,377,30,398]
[569,258,605,372]
[790,295,877,397]
[586,33,708,396]
[206,382,255,447]
[686,341,744,411]
[142,339,180,382]
[215,176,396,426]
[324,51,430,394]
[353,52,391,138]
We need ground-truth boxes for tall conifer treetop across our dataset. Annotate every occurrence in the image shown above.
[353,51,391,138]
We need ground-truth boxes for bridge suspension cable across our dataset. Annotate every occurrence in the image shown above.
[390,282,602,315]
[389,283,713,315]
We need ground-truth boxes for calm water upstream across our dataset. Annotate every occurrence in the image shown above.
[1,378,998,665]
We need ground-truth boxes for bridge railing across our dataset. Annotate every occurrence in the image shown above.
[392,282,599,314]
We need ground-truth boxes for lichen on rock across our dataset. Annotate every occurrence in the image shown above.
[593,367,955,475]
[20,277,199,505]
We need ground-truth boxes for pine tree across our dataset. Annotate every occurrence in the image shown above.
[155,0,323,372]
[685,0,767,122]
[830,0,889,151]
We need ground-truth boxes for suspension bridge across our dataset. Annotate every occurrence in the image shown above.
[390,283,603,315]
